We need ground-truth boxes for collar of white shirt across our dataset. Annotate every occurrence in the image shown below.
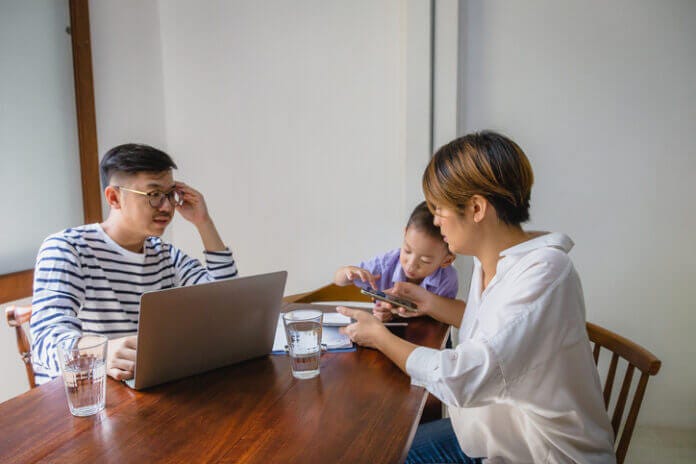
[499,231,574,257]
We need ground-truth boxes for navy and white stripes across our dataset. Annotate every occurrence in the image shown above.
[30,224,237,384]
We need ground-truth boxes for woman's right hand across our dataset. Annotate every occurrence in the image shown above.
[384,282,436,318]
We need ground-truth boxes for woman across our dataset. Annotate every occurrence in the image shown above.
[338,132,615,463]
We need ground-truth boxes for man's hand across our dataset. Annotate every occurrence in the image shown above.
[337,306,390,349]
[107,335,137,381]
[174,182,211,226]
[174,181,226,252]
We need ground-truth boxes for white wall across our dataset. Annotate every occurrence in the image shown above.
[157,0,431,294]
[431,0,476,300]
[0,0,82,404]
[0,0,83,274]
[459,0,696,428]
[90,0,168,164]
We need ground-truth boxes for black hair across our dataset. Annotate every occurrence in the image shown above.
[100,144,178,187]
[406,201,445,242]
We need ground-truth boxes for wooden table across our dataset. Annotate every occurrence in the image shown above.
[0,306,448,463]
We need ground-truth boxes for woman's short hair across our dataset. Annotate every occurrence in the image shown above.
[422,131,534,226]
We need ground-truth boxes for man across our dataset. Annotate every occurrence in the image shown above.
[30,144,237,383]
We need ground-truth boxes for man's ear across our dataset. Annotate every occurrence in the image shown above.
[104,186,121,210]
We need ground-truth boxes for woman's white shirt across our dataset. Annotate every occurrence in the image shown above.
[405,232,616,464]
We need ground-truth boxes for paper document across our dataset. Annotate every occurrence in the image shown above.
[322,312,352,326]
[272,313,353,352]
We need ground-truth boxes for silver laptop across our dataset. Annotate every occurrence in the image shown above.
[124,270,287,390]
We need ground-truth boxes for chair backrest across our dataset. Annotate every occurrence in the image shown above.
[587,322,661,464]
[284,283,372,304]
[5,305,35,389]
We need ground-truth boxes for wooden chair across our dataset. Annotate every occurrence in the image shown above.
[284,282,373,305]
[587,322,661,464]
[284,283,444,423]
[5,305,36,389]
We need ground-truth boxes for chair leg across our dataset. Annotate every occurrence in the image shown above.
[419,393,443,424]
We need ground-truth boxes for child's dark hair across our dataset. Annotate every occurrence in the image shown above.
[406,201,445,242]
[100,143,178,188]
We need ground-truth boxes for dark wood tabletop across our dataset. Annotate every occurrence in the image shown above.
[0,305,448,464]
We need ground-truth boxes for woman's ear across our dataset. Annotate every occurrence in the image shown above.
[470,195,489,224]
[104,186,121,210]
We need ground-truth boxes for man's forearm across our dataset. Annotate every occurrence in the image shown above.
[196,217,226,252]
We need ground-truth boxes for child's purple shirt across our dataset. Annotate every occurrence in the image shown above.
[356,248,459,298]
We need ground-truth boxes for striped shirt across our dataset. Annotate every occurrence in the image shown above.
[30,223,238,384]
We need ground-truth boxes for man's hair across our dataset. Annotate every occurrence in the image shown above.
[422,131,534,226]
[406,201,445,242]
[100,144,178,187]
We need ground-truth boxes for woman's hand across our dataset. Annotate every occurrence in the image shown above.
[372,300,394,322]
[339,306,419,372]
[337,306,390,349]
[384,282,436,318]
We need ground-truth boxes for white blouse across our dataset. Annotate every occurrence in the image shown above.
[406,233,616,463]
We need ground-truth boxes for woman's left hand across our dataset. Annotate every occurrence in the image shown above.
[372,301,394,322]
[338,306,389,349]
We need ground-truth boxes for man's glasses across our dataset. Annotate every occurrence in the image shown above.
[115,186,183,209]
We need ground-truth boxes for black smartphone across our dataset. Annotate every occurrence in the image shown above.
[360,287,419,313]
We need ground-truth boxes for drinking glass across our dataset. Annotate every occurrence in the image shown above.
[283,310,323,379]
[56,335,108,416]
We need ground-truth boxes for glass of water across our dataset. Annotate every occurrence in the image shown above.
[283,309,323,379]
[56,335,108,417]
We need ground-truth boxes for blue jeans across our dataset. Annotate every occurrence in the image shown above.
[405,418,484,464]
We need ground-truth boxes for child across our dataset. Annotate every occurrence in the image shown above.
[334,201,458,321]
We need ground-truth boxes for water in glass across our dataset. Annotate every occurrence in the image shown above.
[284,310,323,379]
[62,355,107,416]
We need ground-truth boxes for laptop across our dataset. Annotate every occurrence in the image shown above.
[124,270,287,390]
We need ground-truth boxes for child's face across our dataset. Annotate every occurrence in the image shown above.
[399,226,453,284]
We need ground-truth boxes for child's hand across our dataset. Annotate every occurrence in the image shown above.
[342,266,380,289]
[372,301,394,322]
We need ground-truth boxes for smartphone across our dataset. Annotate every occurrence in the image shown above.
[360,287,419,313]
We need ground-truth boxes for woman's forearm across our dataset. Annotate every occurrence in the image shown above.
[426,295,466,328]
[376,331,419,372]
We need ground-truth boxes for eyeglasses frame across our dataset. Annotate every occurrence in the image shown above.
[114,186,183,209]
